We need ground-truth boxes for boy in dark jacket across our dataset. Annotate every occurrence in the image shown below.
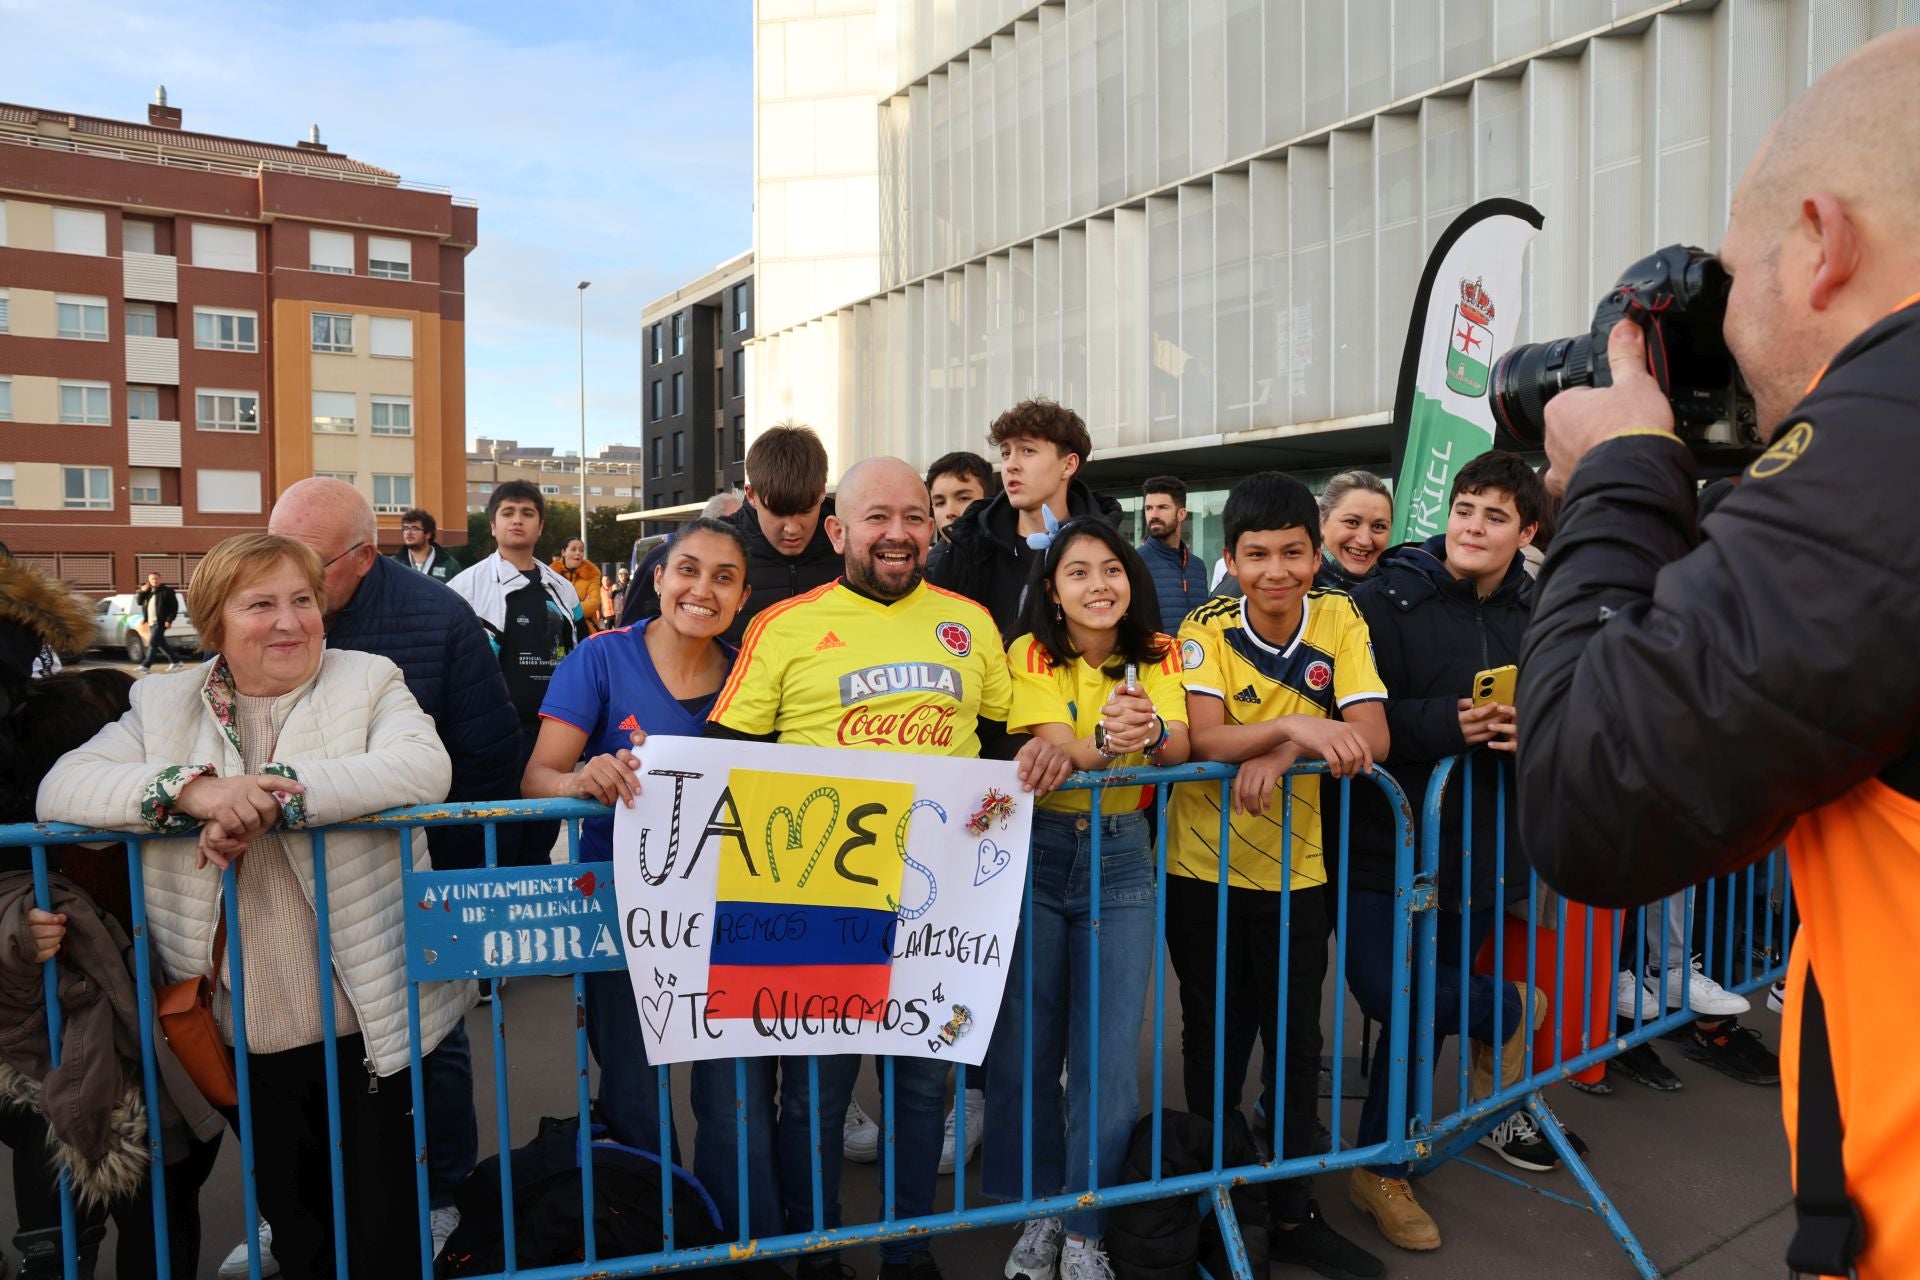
[725,424,840,644]
[1343,451,1548,1252]
[927,398,1149,641]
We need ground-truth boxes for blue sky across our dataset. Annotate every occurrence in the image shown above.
[1,0,755,455]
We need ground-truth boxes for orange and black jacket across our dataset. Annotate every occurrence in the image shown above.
[1520,295,1920,1275]
[1517,297,1920,905]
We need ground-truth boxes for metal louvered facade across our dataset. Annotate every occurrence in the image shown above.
[751,0,1918,482]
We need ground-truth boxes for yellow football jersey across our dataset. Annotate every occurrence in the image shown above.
[1169,589,1386,891]
[1005,632,1188,814]
[711,580,1011,758]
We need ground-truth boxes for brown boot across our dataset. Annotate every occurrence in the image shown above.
[1470,983,1550,1100]
[1347,1167,1441,1251]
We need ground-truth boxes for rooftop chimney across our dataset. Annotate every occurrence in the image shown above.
[148,85,182,130]
[296,122,329,153]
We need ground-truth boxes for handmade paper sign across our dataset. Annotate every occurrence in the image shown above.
[612,736,1034,1064]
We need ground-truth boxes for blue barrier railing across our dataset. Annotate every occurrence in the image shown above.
[1402,754,1793,1280]
[0,753,1787,1280]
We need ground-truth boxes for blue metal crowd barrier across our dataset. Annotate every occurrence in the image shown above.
[1401,754,1794,1280]
[0,752,1790,1279]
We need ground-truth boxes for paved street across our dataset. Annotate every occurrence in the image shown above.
[0,961,1788,1278]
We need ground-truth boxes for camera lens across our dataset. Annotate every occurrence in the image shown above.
[1490,335,1589,445]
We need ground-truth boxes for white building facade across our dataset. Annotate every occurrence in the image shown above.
[752,0,1917,546]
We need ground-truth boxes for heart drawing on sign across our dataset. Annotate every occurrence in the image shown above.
[641,991,674,1040]
[974,838,1012,886]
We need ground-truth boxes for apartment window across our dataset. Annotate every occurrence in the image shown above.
[732,283,749,332]
[312,312,353,353]
[194,308,258,352]
[198,469,261,514]
[672,311,686,355]
[191,224,256,272]
[129,467,162,505]
[367,236,412,280]
[649,323,663,364]
[196,390,259,433]
[672,490,684,506]
[57,296,109,342]
[312,390,357,433]
[127,385,161,421]
[671,372,685,416]
[122,219,157,255]
[672,431,685,474]
[649,380,663,422]
[63,466,112,510]
[314,470,356,483]
[0,379,11,422]
[732,347,745,398]
[732,414,746,463]
[370,315,413,359]
[370,395,412,436]
[125,303,158,338]
[650,437,663,478]
[310,229,353,274]
[52,208,107,256]
[0,290,9,333]
[0,463,12,507]
[372,473,413,514]
[59,382,111,425]
[540,484,560,495]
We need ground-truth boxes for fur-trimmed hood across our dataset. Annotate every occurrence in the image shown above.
[0,558,96,658]
[0,1060,148,1209]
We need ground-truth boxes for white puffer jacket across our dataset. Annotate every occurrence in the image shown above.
[35,648,472,1077]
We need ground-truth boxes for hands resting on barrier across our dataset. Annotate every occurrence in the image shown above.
[177,773,308,870]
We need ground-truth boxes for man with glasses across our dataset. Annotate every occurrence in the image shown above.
[394,507,461,582]
[256,476,520,1272]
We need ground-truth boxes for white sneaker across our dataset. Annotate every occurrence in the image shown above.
[938,1087,985,1175]
[217,1219,279,1278]
[1058,1237,1116,1280]
[1004,1215,1064,1280]
[1665,961,1751,1016]
[1767,978,1787,1014]
[1614,969,1652,1019]
[844,1098,880,1164]
[431,1205,461,1258]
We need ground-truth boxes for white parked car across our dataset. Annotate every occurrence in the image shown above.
[93,593,203,664]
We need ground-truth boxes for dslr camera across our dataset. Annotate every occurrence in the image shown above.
[1490,244,1762,465]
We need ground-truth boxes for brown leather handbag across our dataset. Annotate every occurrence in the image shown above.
[155,908,237,1108]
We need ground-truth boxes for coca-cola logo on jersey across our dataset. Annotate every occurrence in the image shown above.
[837,701,958,748]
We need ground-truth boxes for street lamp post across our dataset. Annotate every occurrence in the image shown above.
[577,280,591,557]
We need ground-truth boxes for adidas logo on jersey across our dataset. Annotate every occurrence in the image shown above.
[618,714,640,731]
[1233,685,1261,704]
[816,631,846,651]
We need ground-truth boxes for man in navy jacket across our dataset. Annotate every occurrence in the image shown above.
[269,478,521,1258]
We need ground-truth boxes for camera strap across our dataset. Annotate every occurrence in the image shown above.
[1785,966,1864,1277]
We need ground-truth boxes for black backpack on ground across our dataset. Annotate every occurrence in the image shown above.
[1104,1110,1272,1280]
[437,1115,788,1279]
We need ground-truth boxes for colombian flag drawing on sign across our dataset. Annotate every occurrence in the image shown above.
[705,768,913,1022]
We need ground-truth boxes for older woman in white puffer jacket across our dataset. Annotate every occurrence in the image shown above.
[38,532,471,1280]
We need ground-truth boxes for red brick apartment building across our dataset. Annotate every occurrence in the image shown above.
[0,91,476,592]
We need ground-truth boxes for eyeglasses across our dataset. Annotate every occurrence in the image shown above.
[322,540,367,569]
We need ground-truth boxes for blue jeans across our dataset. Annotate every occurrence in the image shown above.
[984,808,1156,1238]
[1344,889,1519,1177]
[691,1056,783,1241]
[423,1021,479,1209]
[776,1053,948,1263]
[587,970,792,1243]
